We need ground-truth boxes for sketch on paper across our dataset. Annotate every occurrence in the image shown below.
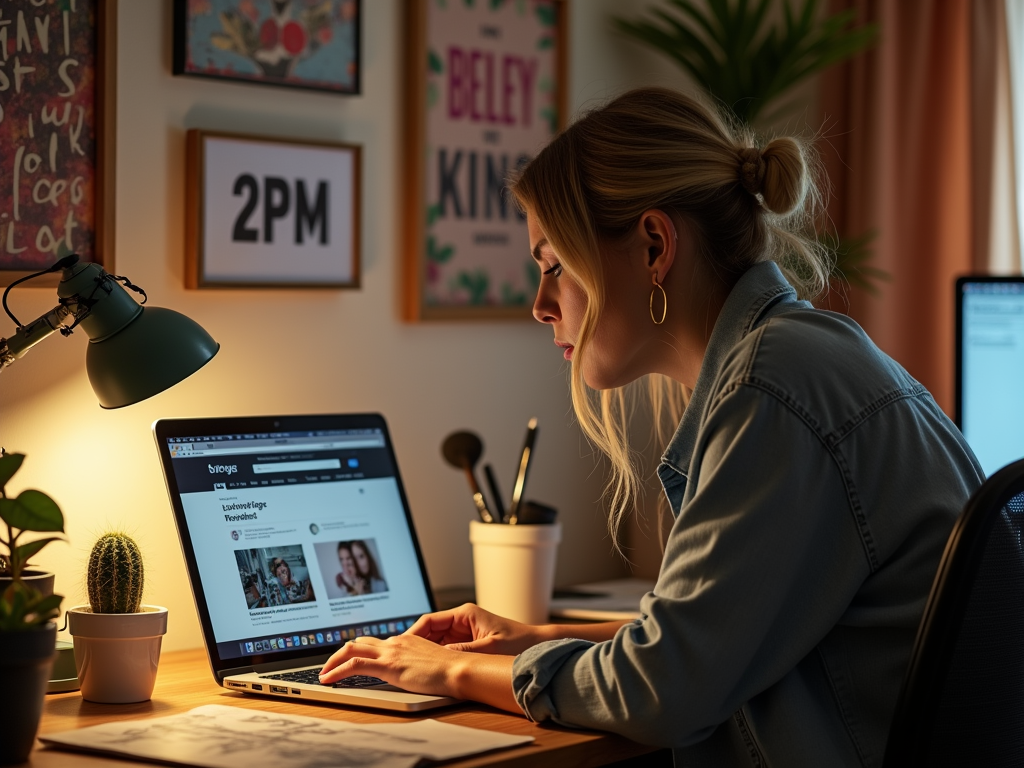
[40,704,533,768]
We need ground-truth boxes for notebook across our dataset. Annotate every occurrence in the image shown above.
[153,413,458,712]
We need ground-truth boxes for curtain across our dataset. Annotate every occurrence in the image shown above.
[1005,0,1024,272]
[820,0,975,416]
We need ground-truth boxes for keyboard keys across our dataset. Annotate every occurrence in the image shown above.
[261,668,385,688]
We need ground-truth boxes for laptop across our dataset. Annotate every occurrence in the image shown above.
[955,276,1024,476]
[153,413,459,712]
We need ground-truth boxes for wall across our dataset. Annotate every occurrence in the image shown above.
[2,0,692,651]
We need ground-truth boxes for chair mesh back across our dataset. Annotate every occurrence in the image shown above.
[924,492,1024,766]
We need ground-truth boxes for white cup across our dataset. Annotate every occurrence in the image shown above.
[469,520,562,624]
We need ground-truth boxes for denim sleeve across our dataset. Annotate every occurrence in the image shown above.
[511,383,872,747]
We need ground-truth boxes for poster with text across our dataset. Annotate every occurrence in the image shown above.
[0,0,113,280]
[403,0,565,320]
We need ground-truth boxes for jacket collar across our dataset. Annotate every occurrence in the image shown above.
[660,261,807,476]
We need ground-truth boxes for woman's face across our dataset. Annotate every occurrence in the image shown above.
[352,544,370,576]
[338,547,357,581]
[274,561,291,582]
[529,210,652,390]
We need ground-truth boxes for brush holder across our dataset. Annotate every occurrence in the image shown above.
[469,520,561,624]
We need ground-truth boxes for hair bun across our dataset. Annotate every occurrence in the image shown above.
[737,147,765,197]
[758,137,807,215]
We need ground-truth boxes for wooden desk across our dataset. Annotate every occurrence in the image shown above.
[29,648,661,767]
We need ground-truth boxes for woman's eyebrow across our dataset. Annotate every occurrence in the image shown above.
[531,238,549,261]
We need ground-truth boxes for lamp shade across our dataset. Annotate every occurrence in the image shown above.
[85,306,219,409]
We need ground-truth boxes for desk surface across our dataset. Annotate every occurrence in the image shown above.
[30,648,658,768]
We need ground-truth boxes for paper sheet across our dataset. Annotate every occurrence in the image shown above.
[41,704,534,768]
[548,578,655,621]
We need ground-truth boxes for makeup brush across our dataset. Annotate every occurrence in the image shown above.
[483,464,505,522]
[506,417,538,524]
[441,431,496,523]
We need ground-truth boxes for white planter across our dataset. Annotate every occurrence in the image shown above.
[68,605,167,704]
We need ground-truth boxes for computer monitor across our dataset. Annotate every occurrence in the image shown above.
[955,276,1024,476]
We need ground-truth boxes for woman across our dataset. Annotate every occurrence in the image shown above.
[335,544,372,598]
[268,557,313,604]
[350,540,388,593]
[336,542,368,596]
[320,88,983,765]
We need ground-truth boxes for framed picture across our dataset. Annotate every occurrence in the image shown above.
[185,130,361,289]
[402,0,567,321]
[173,0,361,95]
[0,0,116,285]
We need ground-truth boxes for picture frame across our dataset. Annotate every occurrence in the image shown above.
[173,0,361,95]
[185,130,361,289]
[0,0,116,286]
[402,0,568,321]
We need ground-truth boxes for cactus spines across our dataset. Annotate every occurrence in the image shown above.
[87,532,144,614]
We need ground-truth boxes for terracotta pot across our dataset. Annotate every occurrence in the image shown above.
[68,605,168,704]
[0,623,57,765]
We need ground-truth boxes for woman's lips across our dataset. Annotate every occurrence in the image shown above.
[555,341,574,360]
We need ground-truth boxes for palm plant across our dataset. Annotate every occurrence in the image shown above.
[614,0,886,294]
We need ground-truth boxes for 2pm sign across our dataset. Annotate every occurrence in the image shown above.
[185,131,361,289]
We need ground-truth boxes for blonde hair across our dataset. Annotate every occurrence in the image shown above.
[510,87,829,552]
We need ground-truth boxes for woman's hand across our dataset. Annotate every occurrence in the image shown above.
[406,603,551,656]
[318,634,520,712]
[320,633,458,694]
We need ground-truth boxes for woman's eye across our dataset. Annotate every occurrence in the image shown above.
[543,263,562,277]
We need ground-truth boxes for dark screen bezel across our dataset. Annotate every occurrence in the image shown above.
[955,276,1024,431]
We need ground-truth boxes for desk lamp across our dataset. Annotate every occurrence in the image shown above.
[0,253,218,694]
[0,254,219,407]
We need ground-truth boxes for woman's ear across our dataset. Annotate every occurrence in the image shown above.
[638,209,678,284]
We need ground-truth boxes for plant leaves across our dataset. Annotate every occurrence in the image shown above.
[14,536,64,564]
[428,49,444,74]
[0,490,64,532]
[613,0,878,125]
[536,3,556,27]
[0,452,25,490]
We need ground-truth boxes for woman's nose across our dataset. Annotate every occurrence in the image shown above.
[533,285,559,324]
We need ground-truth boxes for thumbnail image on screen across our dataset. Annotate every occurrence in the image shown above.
[314,538,389,600]
[235,545,317,609]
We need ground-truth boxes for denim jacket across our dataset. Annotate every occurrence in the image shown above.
[511,261,984,767]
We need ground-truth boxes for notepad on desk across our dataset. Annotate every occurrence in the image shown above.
[548,577,655,621]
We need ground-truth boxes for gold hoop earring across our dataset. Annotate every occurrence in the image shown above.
[650,278,667,325]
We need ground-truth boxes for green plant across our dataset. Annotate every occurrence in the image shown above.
[614,0,885,295]
[87,532,144,614]
[614,0,877,125]
[0,453,65,631]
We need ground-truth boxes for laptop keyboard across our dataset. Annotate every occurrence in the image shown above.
[262,668,386,688]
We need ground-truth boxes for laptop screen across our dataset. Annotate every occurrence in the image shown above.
[956,277,1024,477]
[154,414,435,670]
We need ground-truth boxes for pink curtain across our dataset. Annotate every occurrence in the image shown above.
[820,0,974,416]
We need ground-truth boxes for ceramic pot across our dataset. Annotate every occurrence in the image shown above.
[0,622,57,765]
[0,569,55,597]
[68,605,167,703]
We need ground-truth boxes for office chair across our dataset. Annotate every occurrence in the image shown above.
[883,457,1024,767]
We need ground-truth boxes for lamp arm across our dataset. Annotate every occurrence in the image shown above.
[0,303,76,370]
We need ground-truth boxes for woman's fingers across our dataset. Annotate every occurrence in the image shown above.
[406,605,476,645]
[318,634,461,697]
[405,603,541,655]
[319,636,384,683]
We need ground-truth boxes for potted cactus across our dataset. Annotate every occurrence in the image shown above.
[68,531,168,703]
[0,452,64,766]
